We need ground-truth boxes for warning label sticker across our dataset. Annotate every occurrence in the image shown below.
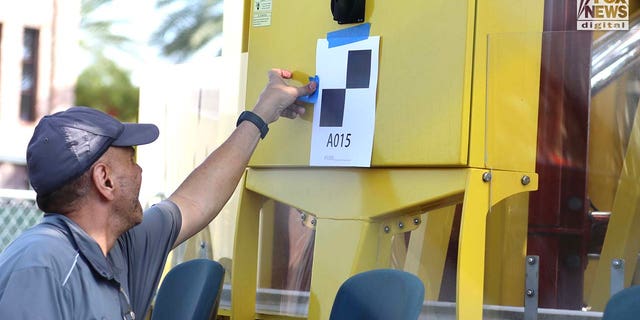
[253,0,272,27]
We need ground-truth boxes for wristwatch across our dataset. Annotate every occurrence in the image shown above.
[236,111,269,139]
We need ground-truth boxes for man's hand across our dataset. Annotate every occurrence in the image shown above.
[251,69,317,124]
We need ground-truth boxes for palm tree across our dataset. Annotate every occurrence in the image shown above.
[76,0,139,122]
[150,0,223,63]
[80,0,134,59]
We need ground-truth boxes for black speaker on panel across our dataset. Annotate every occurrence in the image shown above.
[331,0,365,24]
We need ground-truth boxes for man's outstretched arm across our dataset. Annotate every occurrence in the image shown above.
[169,69,316,246]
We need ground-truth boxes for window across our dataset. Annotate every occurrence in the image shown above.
[20,28,39,122]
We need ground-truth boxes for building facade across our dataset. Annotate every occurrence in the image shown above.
[0,0,80,189]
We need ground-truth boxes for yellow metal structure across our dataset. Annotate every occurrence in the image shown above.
[245,0,543,168]
[231,169,538,319]
[586,98,640,311]
[230,0,545,319]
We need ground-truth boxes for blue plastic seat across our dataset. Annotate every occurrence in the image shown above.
[603,285,640,320]
[151,259,225,320]
[329,269,425,320]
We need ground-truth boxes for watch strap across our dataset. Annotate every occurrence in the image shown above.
[236,111,269,139]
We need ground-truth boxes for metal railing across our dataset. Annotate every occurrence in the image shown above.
[0,189,41,251]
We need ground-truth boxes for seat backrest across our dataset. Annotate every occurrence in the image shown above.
[151,259,225,320]
[603,285,640,320]
[329,269,425,320]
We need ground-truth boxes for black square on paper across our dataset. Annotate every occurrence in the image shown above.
[346,50,372,89]
[320,89,346,127]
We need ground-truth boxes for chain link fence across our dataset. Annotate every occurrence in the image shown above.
[0,190,42,252]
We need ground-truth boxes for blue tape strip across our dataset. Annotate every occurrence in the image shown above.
[327,23,371,48]
[298,75,319,104]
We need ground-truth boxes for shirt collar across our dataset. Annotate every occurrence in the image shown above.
[42,214,117,281]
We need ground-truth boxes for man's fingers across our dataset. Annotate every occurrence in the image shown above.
[281,108,296,119]
[281,104,305,119]
[269,68,293,80]
[296,81,317,97]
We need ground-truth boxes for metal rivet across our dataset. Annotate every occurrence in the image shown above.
[310,218,317,226]
[482,172,492,182]
[521,175,531,185]
[527,256,537,265]
[300,213,307,221]
[398,222,404,229]
[526,289,535,297]
[413,218,420,225]
[613,259,623,269]
[384,226,390,233]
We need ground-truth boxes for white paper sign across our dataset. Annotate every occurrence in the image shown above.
[310,36,380,167]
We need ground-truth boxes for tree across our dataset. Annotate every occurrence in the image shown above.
[79,0,134,58]
[74,56,140,122]
[76,0,139,122]
[150,0,223,63]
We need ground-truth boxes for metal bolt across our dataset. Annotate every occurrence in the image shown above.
[527,256,537,265]
[384,226,390,233]
[526,289,535,297]
[413,218,421,225]
[613,259,623,269]
[521,175,531,185]
[310,218,317,226]
[398,222,404,229]
[482,172,492,182]
[200,241,206,249]
[300,213,307,221]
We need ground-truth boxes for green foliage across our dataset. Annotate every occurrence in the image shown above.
[150,0,223,62]
[77,0,138,122]
[74,56,139,122]
[80,0,134,59]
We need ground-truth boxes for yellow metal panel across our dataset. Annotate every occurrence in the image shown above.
[468,0,545,169]
[246,0,476,167]
[587,100,640,311]
[457,169,491,320]
[244,168,467,219]
[245,0,544,169]
[307,219,380,320]
[457,169,538,319]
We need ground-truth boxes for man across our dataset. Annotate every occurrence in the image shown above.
[0,69,316,319]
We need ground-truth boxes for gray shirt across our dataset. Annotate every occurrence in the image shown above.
[0,200,181,319]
